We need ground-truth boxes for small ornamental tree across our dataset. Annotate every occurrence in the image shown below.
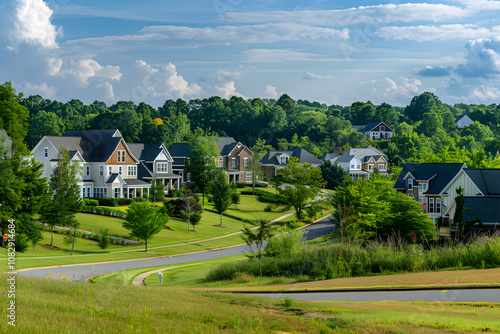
[241,220,274,279]
[179,186,203,232]
[124,202,168,251]
[206,168,232,226]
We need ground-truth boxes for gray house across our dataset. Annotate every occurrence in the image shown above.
[260,146,323,180]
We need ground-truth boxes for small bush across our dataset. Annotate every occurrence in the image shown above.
[83,198,99,207]
[63,236,74,246]
[90,197,118,207]
[14,235,30,252]
[98,229,111,249]
[264,204,272,212]
[74,231,82,238]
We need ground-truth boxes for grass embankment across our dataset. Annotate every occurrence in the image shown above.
[0,211,249,270]
[4,273,498,333]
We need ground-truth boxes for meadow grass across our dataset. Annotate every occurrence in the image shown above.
[2,273,498,333]
[206,233,500,282]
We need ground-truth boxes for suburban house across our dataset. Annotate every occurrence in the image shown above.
[128,143,181,193]
[0,129,13,158]
[168,142,192,183]
[393,163,466,224]
[335,146,389,181]
[31,129,151,199]
[456,115,474,128]
[213,137,254,184]
[260,146,323,180]
[359,122,394,140]
[440,168,500,234]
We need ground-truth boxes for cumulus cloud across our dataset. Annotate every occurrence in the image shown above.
[362,77,422,102]
[417,65,451,77]
[378,24,497,42]
[46,58,63,76]
[216,69,242,82]
[303,72,333,80]
[21,81,57,99]
[263,84,278,99]
[57,59,122,86]
[456,38,500,77]
[8,0,61,48]
[214,81,245,99]
[471,85,500,100]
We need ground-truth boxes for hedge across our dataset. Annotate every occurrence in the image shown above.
[81,206,127,218]
[240,188,287,204]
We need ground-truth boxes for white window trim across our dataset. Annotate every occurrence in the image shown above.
[99,165,104,176]
[118,150,126,163]
[231,157,236,167]
[243,157,248,167]
[44,147,48,158]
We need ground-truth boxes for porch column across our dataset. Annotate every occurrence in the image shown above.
[127,188,130,198]
[147,187,150,198]
[176,179,180,190]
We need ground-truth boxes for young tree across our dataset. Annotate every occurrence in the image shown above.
[124,202,168,251]
[149,176,165,203]
[185,136,219,205]
[320,160,350,189]
[179,186,203,233]
[241,220,274,279]
[206,168,232,226]
[231,190,240,210]
[453,186,465,239]
[249,138,273,194]
[44,148,82,252]
[276,157,326,222]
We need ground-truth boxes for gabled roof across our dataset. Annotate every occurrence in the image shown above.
[128,143,172,162]
[106,173,124,184]
[216,137,237,155]
[393,163,465,194]
[359,122,393,133]
[463,168,500,196]
[260,146,322,165]
[321,149,342,162]
[169,143,192,158]
[336,146,387,163]
[61,129,127,163]
[351,125,366,131]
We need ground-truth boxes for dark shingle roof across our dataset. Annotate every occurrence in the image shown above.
[394,163,465,194]
[260,146,322,165]
[463,197,500,224]
[359,122,393,133]
[62,129,123,162]
[321,149,342,162]
[216,137,237,155]
[169,143,192,157]
[106,173,123,184]
[464,168,500,196]
[128,143,165,162]
[336,147,386,163]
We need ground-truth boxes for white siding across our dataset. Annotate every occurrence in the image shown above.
[441,171,481,210]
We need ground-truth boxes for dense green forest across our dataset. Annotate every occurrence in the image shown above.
[3,82,500,165]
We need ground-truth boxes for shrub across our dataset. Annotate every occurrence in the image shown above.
[83,198,99,207]
[163,198,202,216]
[240,189,287,204]
[74,231,82,238]
[14,235,30,252]
[98,229,111,249]
[118,198,131,206]
[90,197,118,207]
[265,230,306,257]
[264,204,272,212]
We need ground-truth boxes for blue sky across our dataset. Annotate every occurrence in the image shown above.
[1,0,500,107]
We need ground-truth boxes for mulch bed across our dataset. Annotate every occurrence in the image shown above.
[212,225,228,228]
[164,226,172,230]
[39,244,61,250]
[81,212,126,220]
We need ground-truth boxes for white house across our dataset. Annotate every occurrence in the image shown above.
[335,147,388,181]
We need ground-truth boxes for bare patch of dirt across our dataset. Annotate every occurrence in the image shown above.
[39,244,61,250]
[212,225,228,228]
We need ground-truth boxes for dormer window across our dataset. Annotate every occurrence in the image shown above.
[280,156,288,164]
[408,178,413,190]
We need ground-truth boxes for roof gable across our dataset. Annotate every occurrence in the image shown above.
[393,163,465,193]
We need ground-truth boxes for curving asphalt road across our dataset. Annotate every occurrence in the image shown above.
[247,289,500,303]
[18,216,337,282]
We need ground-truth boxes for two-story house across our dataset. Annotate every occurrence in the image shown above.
[393,163,466,224]
[168,142,192,183]
[214,137,253,183]
[335,147,388,181]
[128,143,181,194]
[31,129,151,199]
[260,146,323,181]
[352,122,394,140]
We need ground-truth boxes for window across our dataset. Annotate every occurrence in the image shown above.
[108,166,112,175]
[128,166,137,176]
[243,157,248,167]
[378,164,386,170]
[99,165,104,176]
[44,147,48,158]
[419,183,427,192]
[94,188,107,198]
[436,198,441,213]
[421,198,427,213]
[118,167,122,175]
[114,188,121,198]
[368,164,373,170]
[117,150,126,162]
[157,163,167,173]
[380,126,385,131]
[82,186,91,198]
[280,156,288,164]
[86,166,90,176]
[356,164,360,169]
[350,164,355,169]
[429,198,434,213]
[408,178,413,190]
[216,158,223,167]
[246,173,252,183]
[231,157,236,167]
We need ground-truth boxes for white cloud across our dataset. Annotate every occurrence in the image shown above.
[303,72,333,80]
[361,77,422,102]
[98,82,116,101]
[378,24,498,41]
[216,68,242,82]
[471,85,500,100]
[64,23,349,53]
[46,58,63,76]
[263,84,278,99]
[21,81,57,99]
[456,38,500,77]
[59,59,122,86]
[214,81,245,99]
[9,0,61,49]
[223,3,469,26]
